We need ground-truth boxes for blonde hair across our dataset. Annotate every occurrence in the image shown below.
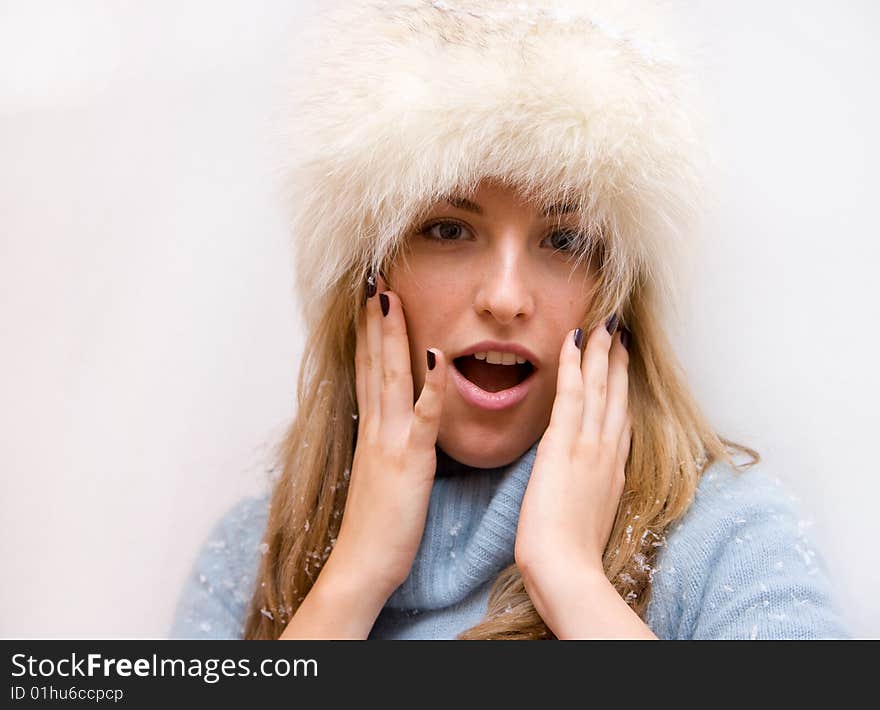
[241,222,759,640]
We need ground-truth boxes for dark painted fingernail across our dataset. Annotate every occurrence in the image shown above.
[426,349,436,371]
[379,292,390,317]
[365,271,377,300]
[620,327,631,351]
[573,328,584,350]
[605,313,619,335]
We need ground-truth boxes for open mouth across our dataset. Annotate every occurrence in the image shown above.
[452,355,536,393]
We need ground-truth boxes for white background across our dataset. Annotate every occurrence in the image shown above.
[1,1,877,638]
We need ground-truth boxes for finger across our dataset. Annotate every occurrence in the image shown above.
[580,317,616,445]
[378,288,415,428]
[354,306,367,423]
[410,347,448,451]
[544,328,585,448]
[602,330,630,460]
[616,410,633,475]
[364,276,384,434]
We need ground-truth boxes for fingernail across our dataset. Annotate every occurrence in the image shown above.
[365,271,377,300]
[620,327,631,351]
[379,292,390,317]
[605,313,619,335]
[573,328,584,350]
[426,349,436,371]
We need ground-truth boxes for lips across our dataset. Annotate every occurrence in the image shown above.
[447,339,541,410]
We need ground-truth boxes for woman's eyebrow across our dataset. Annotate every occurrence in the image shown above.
[443,196,484,214]
[542,202,579,217]
[442,196,579,217]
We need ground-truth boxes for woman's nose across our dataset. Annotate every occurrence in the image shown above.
[474,251,535,325]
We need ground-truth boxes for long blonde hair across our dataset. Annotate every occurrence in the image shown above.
[242,229,760,640]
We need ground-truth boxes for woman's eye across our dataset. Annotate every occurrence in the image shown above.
[419,220,470,243]
[545,230,581,253]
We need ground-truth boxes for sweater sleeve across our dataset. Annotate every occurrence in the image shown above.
[168,494,269,640]
[647,463,851,640]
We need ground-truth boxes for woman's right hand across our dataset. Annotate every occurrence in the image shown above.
[330,272,448,600]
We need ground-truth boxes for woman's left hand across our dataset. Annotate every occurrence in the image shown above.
[515,318,632,598]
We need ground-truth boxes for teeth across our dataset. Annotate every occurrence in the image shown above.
[473,351,527,365]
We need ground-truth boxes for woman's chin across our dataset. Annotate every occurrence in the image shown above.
[436,425,534,470]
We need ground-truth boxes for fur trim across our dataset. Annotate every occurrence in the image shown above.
[272,0,707,327]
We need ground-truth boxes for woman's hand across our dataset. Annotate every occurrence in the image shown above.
[514,318,632,606]
[330,272,448,600]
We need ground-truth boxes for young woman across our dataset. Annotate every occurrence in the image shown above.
[169,0,849,640]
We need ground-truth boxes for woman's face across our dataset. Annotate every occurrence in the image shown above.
[386,179,597,469]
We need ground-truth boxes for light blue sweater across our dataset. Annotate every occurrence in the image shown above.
[169,440,851,639]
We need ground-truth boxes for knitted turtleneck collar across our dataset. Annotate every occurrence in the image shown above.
[384,437,541,611]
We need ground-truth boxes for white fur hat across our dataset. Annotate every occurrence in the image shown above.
[273,0,706,327]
